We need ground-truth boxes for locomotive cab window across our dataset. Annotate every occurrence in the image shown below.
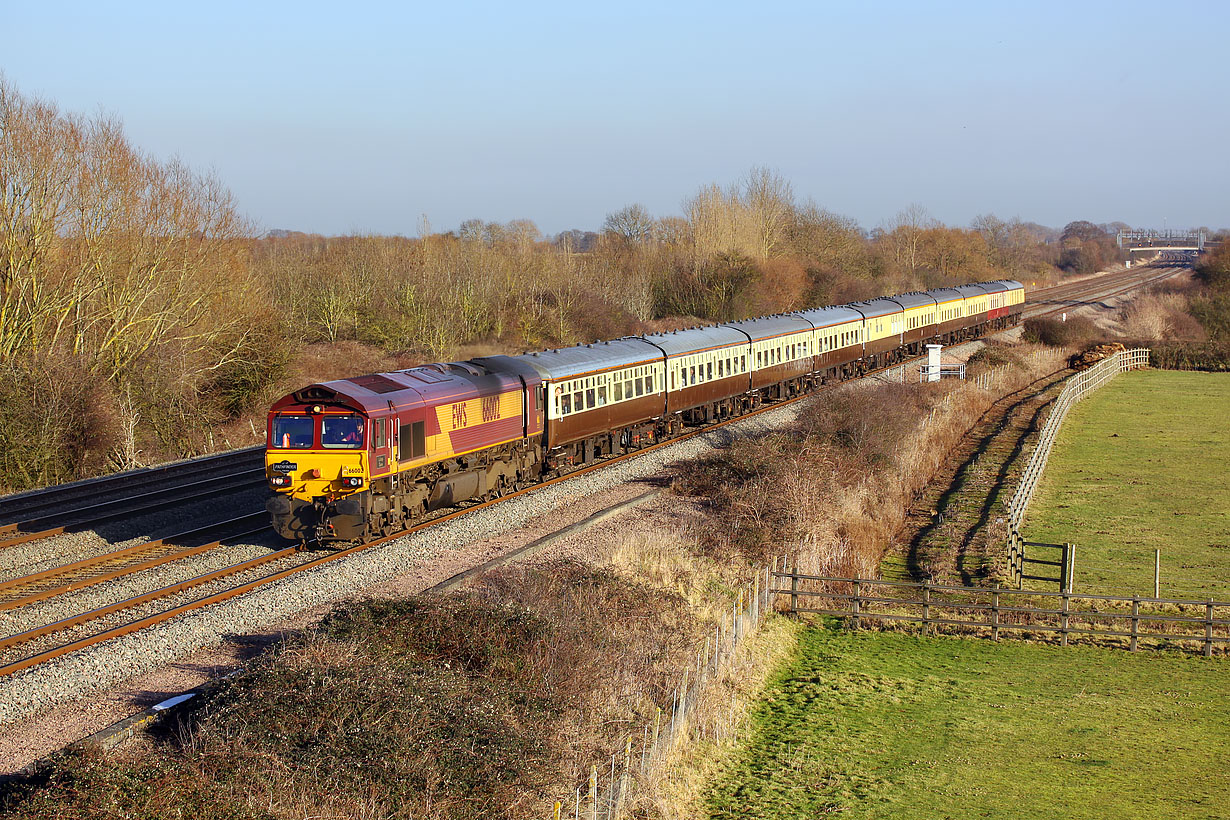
[322,415,365,449]
[272,415,313,449]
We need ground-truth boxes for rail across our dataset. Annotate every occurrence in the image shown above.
[1003,348,1150,588]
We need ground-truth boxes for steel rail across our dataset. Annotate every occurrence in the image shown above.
[0,265,1173,678]
[0,515,269,611]
[0,471,267,549]
[0,546,303,655]
[0,447,263,521]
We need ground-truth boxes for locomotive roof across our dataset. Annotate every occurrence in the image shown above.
[969,280,1009,294]
[512,337,663,380]
[640,325,748,356]
[720,314,812,342]
[795,305,870,326]
[952,283,992,297]
[844,298,902,319]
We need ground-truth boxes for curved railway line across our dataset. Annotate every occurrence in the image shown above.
[0,264,1186,682]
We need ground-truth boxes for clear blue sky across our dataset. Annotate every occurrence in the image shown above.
[4,0,1227,236]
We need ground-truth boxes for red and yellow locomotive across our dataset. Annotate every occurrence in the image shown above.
[265,356,543,542]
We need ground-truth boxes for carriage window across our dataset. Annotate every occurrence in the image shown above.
[706,362,713,380]
[670,370,676,390]
[597,386,607,406]
[635,378,644,397]
[586,388,595,408]
[647,373,654,392]
[272,415,314,449]
[322,415,365,449]
[573,391,583,411]
[614,381,623,401]
[561,393,571,414]
[717,359,723,378]
[741,355,746,371]
[690,365,696,383]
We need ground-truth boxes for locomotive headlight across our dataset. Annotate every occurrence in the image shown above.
[341,476,363,488]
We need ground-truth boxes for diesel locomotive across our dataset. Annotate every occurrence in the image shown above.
[265,280,1025,542]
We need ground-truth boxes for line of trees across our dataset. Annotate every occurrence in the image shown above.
[0,78,284,488]
[0,78,1146,491]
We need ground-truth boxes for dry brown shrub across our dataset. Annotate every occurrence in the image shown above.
[672,345,1066,586]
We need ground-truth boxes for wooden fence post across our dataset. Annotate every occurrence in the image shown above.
[1130,596,1139,652]
[1060,592,1071,647]
[1067,544,1076,593]
[589,766,598,820]
[1205,601,1215,658]
[922,582,931,633]
[790,562,799,614]
[991,590,1000,641]
[1155,549,1161,599]
[617,737,632,816]
[852,580,862,629]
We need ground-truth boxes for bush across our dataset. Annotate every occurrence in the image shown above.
[1022,316,1103,348]
[1148,341,1230,372]
[965,342,1022,372]
[0,356,119,492]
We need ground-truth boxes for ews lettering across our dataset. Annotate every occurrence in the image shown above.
[481,395,500,423]
[451,402,468,429]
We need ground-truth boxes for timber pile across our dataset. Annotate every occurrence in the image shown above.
[1069,342,1126,370]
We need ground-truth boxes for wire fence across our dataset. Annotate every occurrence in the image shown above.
[1004,349,1149,587]
[554,562,777,820]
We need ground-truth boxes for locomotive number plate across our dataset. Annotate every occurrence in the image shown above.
[271,460,298,474]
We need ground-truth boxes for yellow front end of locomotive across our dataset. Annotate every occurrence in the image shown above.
[266,449,368,502]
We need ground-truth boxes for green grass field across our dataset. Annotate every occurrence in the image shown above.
[1023,370,1230,599]
[704,624,1230,819]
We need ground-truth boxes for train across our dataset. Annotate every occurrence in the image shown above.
[264,280,1026,542]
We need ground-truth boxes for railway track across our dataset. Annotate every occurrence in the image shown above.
[0,264,1178,682]
[0,448,264,550]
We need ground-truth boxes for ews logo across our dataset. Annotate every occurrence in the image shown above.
[451,396,501,430]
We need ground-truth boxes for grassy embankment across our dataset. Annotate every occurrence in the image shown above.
[704,624,1230,820]
[1024,370,1230,599]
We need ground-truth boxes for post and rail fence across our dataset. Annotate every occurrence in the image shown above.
[772,569,1230,657]
[1003,348,1149,589]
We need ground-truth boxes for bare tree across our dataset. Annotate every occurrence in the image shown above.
[742,166,794,259]
[887,203,934,273]
[603,203,655,245]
